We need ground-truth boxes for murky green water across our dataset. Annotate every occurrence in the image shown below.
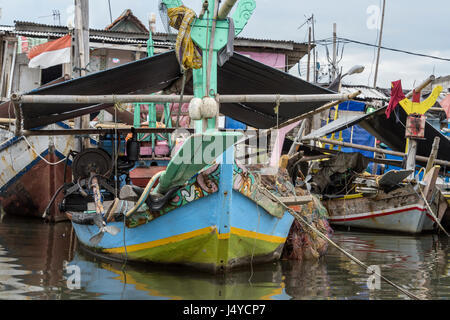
[0,216,448,300]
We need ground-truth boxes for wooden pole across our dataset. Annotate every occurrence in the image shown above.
[6,41,17,99]
[288,119,306,156]
[0,118,15,124]
[23,127,195,136]
[307,26,311,82]
[405,139,418,177]
[74,0,90,150]
[304,144,404,168]
[302,137,450,168]
[217,0,238,20]
[312,14,317,83]
[12,99,21,136]
[332,23,337,81]
[0,40,8,98]
[14,93,359,105]
[425,136,440,175]
[276,90,361,129]
[406,75,435,99]
[373,0,386,88]
[206,0,220,97]
[236,91,361,149]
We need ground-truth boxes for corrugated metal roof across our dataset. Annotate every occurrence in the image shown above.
[8,21,307,48]
[2,24,174,47]
[340,84,390,101]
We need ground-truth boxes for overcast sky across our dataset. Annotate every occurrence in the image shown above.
[0,0,449,89]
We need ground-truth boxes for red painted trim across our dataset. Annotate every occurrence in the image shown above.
[425,213,437,222]
[330,206,427,222]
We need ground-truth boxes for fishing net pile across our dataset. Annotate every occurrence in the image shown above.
[257,167,333,261]
[282,190,333,260]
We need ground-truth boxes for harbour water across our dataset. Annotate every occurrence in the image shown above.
[0,216,448,300]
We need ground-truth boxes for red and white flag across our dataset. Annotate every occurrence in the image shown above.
[27,34,71,69]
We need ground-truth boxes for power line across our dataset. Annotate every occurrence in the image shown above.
[317,37,450,62]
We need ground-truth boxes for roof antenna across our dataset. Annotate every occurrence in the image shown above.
[53,10,61,25]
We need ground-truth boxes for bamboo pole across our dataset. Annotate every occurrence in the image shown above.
[332,23,337,81]
[23,127,195,136]
[0,118,15,124]
[206,0,220,97]
[12,92,359,105]
[237,91,361,147]
[217,0,238,20]
[302,137,450,168]
[307,27,311,82]
[277,90,361,129]
[405,75,435,99]
[12,99,21,136]
[300,145,403,166]
[403,75,436,178]
[74,0,90,150]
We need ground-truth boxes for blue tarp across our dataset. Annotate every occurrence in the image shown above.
[225,116,247,130]
[336,100,366,112]
[324,101,376,161]
[325,124,376,159]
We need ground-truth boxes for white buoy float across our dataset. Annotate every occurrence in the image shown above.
[188,97,203,120]
[201,97,219,119]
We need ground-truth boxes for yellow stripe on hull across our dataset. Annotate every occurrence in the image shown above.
[103,226,286,254]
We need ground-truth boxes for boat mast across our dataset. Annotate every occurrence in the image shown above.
[73,0,90,150]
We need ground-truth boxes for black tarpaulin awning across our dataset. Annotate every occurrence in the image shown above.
[216,53,334,128]
[19,50,334,130]
[20,51,181,129]
[305,105,450,162]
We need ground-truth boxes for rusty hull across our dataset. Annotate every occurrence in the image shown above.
[0,152,71,222]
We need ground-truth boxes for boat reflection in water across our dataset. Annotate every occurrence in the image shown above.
[0,217,74,300]
[326,232,450,300]
[0,244,45,300]
[69,249,291,300]
[0,216,448,300]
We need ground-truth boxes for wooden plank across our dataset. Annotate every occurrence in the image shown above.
[425,137,440,175]
[278,195,313,205]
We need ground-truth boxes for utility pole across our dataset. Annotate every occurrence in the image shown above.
[311,14,317,83]
[307,26,311,82]
[73,0,90,150]
[373,0,386,88]
[108,0,113,24]
[332,23,337,81]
